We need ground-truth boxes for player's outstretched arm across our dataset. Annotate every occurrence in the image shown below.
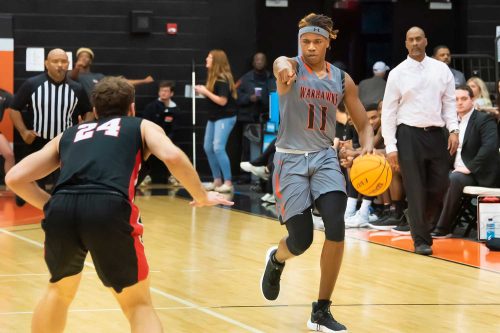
[343,73,374,155]
[5,135,62,209]
[141,120,233,207]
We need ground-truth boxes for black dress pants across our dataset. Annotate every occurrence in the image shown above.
[435,171,477,232]
[396,124,450,246]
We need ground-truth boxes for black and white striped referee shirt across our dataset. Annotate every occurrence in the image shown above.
[11,73,91,139]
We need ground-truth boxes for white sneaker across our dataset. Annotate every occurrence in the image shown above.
[140,175,152,187]
[240,162,269,180]
[312,214,325,231]
[260,193,272,202]
[168,175,181,187]
[203,182,216,191]
[345,210,369,228]
[344,209,356,220]
[368,213,379,223]
[260,193,275,204]
[214,183,234,193]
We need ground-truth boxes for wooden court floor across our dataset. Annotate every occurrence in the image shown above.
[1,191,500,332]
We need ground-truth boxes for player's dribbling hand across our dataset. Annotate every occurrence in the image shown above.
[189,191,234,207]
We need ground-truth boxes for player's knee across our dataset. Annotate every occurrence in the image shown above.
[213,145,225,155]
[203,143,213,154]
[285,211,314,256]
[286,233,313,256]
[316,191,346,242]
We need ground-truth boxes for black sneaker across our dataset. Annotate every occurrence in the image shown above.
[373,208,392,222]
[368,210,402,230]
[430,229,452,239]
[15,195,26,207]
[392,215,410,235]
[415,243,433,256]
[260,246,284,300]
[307,301,347,332]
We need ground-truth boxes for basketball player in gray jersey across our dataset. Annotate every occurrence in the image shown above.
[260,13,374,332]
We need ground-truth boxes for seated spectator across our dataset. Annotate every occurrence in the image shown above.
[467,76,492,110]
[431,85,499,238]
[358,61,389,107]
[432,45,466,88]
[335,101,349,142]
[69,47,154,98]
[340,103,384,227]
[139,81,180,184]
[367,100,409,232]
[141,81,178,138]
[480,79,500,124]
[240,137,276,204]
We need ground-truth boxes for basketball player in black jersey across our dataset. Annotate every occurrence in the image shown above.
[5,76,233,333]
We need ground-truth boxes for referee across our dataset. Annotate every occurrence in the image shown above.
[10,48,92,203]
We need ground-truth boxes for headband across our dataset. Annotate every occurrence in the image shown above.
[298,26,330,39]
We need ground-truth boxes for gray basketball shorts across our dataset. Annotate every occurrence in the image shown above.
[272,147,346,224]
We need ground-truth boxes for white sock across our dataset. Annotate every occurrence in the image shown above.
[345,197,357,217]
[359,199,372,218]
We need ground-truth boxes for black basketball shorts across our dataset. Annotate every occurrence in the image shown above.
[41,192,149,293]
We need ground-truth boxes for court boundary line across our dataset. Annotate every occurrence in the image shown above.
[0,227,265,333]
[227,204,500,275]
[345,234,500,275]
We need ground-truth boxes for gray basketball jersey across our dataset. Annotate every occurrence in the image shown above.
[276,56,344,151]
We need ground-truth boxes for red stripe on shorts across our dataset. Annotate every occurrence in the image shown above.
[274,160,286,217]
[274,160,283,199]
[128,151,149,281]
[129,203,148,281]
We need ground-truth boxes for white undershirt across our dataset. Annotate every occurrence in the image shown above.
[454,108,473,171]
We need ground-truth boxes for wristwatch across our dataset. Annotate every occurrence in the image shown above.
[450,129,460,134]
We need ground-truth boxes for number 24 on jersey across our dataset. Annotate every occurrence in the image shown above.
[74,118,121,142]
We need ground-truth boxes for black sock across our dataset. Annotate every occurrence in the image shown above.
[315,299,331,311]
[271,252,284,266]
[394,200,405,215]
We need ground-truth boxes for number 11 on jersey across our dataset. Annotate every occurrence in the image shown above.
[307,104,327,131]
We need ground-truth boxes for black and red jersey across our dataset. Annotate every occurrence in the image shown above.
[54,116,144,201]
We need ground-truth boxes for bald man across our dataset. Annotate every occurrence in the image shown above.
[381,27,459,255]
[10,48,92,205]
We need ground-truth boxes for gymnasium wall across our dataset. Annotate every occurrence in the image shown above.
[465,0,500,54]
[0,0,257,178]
[1,0,500,180]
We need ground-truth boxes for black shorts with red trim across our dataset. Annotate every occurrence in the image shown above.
[42,190,149,293]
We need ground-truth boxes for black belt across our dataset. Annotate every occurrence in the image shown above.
[399,124,443,132]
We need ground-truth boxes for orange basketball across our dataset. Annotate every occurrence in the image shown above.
[349,154,392,196]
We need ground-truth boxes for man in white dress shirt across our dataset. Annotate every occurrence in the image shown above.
[381,26,459,255]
